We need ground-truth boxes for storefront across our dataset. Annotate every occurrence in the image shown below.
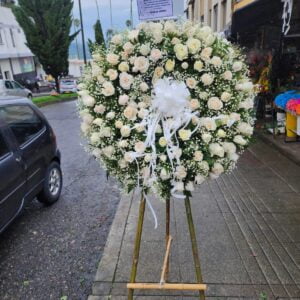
[231,0,300,141]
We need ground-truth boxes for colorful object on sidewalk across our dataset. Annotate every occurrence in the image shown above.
[274,90,300,109]
[286,98,300,115]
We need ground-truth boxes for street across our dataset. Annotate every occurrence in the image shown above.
[0,101,120,300]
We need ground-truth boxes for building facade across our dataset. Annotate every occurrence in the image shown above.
[0,6,42,83]
[186,0,237,32]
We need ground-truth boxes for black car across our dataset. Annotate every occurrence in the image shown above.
[0,97,62,233]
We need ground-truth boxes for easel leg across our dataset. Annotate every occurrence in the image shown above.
[165,198,170,281]
[185,196,205,300]
[128,193,146,300]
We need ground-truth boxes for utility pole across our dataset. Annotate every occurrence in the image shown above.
[78,0,87,64]
[130,0,133,29]
[109,0,113,28]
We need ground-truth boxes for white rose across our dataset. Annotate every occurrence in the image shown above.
[106,53,119,65]
[144,154,151,162]
[134,141,146,153]
[190,99,200,110]
[171,37,180,45]
[223,142,236,154]
[165,59,175,72]
[174,181,184,192]
[82,113,93,125]
[234,135,247,145]
[164,20,177,34]
[210,56,222,67]
[198,26,212,40]
[223,71,233,81]
[204,34,216,46]
[200,47,212,60]
[221,92,232,102]
[111,34,122,45]
[217,129,226,138]
[91,63,102,77]
[201,73,213,86]
[119,72,134,90]
[123,42,134,54]
[106,111,115,119]
[229,112,241,122]
[80,123,90,135]
[195,174,205,184]
[118,140,128,148]
[237,122,253,136]
[181,62,189,69]
[150,49,162,61]
[119,159,128,169]
[159,136,167,147]
[106,69,118,81]
[97,75,105,84]
[239,98,254,109]
[160,155,167,162]
[228,153,239,162]
[123,106,137,120]
[194,60,203,72]
[186,38,201,54]
[186,182,194,192]
[92,118,103,126]
[82,95,96,107]
[92,148,101,158]
[212,162,224,175]
[200,118,216,132]
[118,94,129,105]
[100,127,111,137]
[124,152,134,163]
[102,81,115,97]
[178,129,192,141]
[94,104,106,114]
[140,43,151,56]
[160,168,170,180]
[207,97,223,111]
[199,91,208,100]
[174,44,188,61]
[209,143,225,157]
[194,150,203,162]
[128,29,139,41]
[115,120,123,128]
[152,30,163,43]
[153,66,164,79]
[232,61,243,72]
[176,165,187,179]
[102,146,114,157]
[134,56,149,73]
[138,108,148,119]
[236,81,254,92]
[199,161,209,171]
[118,61,129,72]
[139,82,149,92]
[121,125,131,137]
[90,132,101,145]
[186,77,197,89]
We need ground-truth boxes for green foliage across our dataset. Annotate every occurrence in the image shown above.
[88,19,105,53]
[33,92,77,106]
[12,0,79,92]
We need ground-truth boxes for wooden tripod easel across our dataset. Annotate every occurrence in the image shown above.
[127,194,206,299]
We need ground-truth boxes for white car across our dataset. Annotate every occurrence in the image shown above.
[0,79,32,99]
[60,79,77,93]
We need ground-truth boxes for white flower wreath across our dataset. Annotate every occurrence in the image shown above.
[78,20,255,201]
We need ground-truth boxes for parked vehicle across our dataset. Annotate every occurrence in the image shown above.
[60,79,77,93]
[0,79,32,99]
[0,96,62,233]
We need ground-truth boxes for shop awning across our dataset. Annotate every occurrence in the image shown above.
[231,0,283,36]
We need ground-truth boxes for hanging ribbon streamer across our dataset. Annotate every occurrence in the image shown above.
[281,0,293,36]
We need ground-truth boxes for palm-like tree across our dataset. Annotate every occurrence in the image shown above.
[73,18,81,59]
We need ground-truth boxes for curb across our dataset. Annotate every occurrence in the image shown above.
[256,131,300,167]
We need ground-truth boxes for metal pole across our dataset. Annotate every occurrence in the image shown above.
[130,0,133,29]
[78,0,87,64]
[128,193,146,300]
[109,0,113,28]
[165,198,170,280]
[184,196,205,300]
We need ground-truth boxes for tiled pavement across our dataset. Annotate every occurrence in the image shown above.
[89,140,300,300]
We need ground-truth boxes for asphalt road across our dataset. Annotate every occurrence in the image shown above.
[0,101,120,300]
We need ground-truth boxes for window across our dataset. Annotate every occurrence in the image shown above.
[11,81,23,89]
[9,28,15,47]
[4,71,11,80]
[4,81,13,89]
[0,105,45,146]
[0,133,10,159]
[221,0,227,29]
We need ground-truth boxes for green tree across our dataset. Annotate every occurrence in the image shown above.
[88,19,105,53]
[12,0,79,93]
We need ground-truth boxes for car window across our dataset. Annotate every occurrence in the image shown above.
[4,81,13,89]
[0,105,45,146]
[11,81,23,89]
[0,132,10,159]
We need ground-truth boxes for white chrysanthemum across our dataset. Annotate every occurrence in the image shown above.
[209,143,225,157]
[223,142,236,154]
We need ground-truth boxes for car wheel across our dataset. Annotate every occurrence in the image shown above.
[37,161,62,205]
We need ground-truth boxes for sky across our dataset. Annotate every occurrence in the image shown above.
[72,0,139,42]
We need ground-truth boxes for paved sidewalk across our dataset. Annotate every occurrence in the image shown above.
[89,140,300,300]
